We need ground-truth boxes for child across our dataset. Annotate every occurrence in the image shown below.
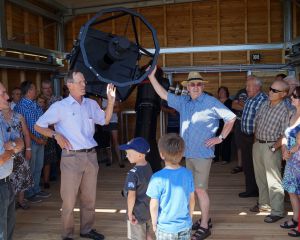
[120,137,154,240]
[146,133,195,240]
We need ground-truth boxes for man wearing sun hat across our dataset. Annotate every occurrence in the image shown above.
[148,66,236,240]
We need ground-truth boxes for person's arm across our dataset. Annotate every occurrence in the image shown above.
[127,190,138,225]
[232,100,244,111]
[104,83,116,125]
[148,66,168,100]
[0,149,15,165]
[189,192,195,218]
[20,116,32,160]
[1,138,24,165]
[149,198,159,232]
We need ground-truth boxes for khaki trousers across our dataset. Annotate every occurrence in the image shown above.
[252,141,284,216]
[60,149,99,238]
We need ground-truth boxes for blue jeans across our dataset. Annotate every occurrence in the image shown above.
[26,143,45,198]
[0,180,15,240]
[156,228,191,240]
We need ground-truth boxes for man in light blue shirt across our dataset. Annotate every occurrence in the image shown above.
[35,70,116,240]
[148,67,236,240]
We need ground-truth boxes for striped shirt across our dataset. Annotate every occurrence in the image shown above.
[14,97,44,144]
[254,100,290,141]
[241,92,267,135]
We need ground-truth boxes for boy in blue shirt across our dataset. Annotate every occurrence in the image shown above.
[120,137,154,240]
[146,133,195,240]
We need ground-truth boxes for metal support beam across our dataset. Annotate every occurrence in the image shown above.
[283,0,292,43]
[0,56,61,71]
[147,43,285,54]
[162,64,293,74]
[0,0,7,48]
[8,0,61,22]
[57,19,65,52]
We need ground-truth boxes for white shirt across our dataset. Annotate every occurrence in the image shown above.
[36,95,106,150]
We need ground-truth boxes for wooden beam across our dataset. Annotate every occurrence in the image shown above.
[24,12,29,44]
[267,0,271,43]
[293,0,297,38]
[38,16,44,48]
[245,0,250,64]
[190,2,193,66]
[163,5,167,67]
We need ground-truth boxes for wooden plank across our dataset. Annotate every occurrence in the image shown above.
[165,53,190,67]
[5,2,13,40]
[27,12,39,47]
[267,0,271,43]
[221,51,247,64]
[38,17,44,48]
[6,68,21,93]
[43,18,56,50]
[24,12,29,45]
[190,2,193,66]
[270,0,283,42]
[249,50,282,64]
[193,52,219,65]
[10,3,25,43]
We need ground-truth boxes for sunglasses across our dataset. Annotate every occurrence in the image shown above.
[269,87,283,93]
[292,93,300,99]
[189,82,203,87]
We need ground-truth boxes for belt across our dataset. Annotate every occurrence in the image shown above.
[257,139,276,144]
[69,147,95,153]
[0,176,10,184]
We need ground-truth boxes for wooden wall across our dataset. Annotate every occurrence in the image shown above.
[0,1,57,95]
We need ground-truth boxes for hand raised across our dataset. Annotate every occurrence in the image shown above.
[106,83,116,102]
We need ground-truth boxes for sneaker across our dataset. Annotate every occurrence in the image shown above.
[27,195,42,203]
[35,191,51,198]
[16,201,30,210]
[80,229,104,240]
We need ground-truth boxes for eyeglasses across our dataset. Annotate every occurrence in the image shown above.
[269,87,283,93]
[189,82,203,87]
[292,93,300,99]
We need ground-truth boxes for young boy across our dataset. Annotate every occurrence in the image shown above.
[146,133,195,240]
[120,137,154,240]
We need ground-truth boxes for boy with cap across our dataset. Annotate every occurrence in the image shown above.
[120,137,154,240]
[146,133,195,240]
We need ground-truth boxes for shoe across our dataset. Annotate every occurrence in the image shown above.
[16,201,30,210]
[44,183,50,189]
[264,214,284,223]
[35,191,51,198]
[280,219,298,229]
[239,191,259,198]
[288,229,300,237]
[80,229,105,240]
[63,238,74,240]
[231,166,243,174]
[249,204,270,213]
[191,226,211,240]
[26,195,42,203]
[221,161,229,165]
[192,218,212,230]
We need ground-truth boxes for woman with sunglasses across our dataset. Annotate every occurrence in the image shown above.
[281,86,300,237]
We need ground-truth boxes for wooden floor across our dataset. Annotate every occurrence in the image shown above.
[15,160,294,240]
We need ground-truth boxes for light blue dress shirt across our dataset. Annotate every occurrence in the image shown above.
[168,92,236,159]
[36,95,106,150]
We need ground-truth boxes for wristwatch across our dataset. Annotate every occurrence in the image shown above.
[270,146,276,152]
[218,134,225,141]
[52,132,57,139]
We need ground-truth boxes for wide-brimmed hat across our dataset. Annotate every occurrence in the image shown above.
[181,72,208,87]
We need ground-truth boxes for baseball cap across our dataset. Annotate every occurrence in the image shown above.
[119,137,150,154]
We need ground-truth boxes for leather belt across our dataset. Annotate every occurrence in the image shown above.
[0,176,10,184]
[257,139,276,144]
[69,147,95,153]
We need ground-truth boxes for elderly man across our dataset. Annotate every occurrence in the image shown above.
[148,66,236,240]
[251,80,290,223]
[0,82,24,240]
[35,70,115,240]
[239,76,267,198]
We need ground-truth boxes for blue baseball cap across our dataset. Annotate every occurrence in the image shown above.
[119,137,150,154]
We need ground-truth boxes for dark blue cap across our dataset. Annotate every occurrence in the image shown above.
[119,137,150,154]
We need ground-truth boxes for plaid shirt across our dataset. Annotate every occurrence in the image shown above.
[241,92,267,135]
[254,100,290,141]
[14,97,44,144]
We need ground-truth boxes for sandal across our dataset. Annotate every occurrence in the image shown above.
[192,218,212,230]
[231,166,243,174]
[280,219,298,229]
[191,226,211,240]
[288,229,300,237]
[264,215,284,223]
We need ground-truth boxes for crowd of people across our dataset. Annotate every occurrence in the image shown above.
[0,68,300,240]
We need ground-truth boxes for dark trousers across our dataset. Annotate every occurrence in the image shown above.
[240,132,258,194]
[214,133,232,162]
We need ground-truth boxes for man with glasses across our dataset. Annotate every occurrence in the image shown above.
[148,67,236,240]
[251,79,290,223]
[35,70,116,240]
[239,76,267,198]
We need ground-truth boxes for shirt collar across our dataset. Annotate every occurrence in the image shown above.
[66,95,86,105]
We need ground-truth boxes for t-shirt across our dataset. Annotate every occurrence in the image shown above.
[123,162,153,223]
[146,167,194,233]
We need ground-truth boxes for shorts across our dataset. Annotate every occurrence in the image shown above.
[102,122,118,131]
[156,228,191,240]
[186,158,212,190]
[127,220,154,240]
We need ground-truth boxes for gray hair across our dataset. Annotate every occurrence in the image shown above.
[283,75,299,85]
[64,70,77,85]
[247,75,263,87]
